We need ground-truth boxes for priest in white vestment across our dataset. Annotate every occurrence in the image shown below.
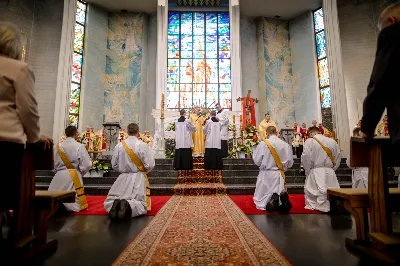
[174,109,196,173]
[203,110,223,173]
[49,126,92,212]
[346,128,368,188]
[104,123,155,220]
[253,126,293,213]
[302,126,341,212]
[216,103,229,158]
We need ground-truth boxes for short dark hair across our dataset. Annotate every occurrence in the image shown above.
[65,126,77,137]
[266,126,277,135]
[210,110,216,116]
[308,126,320,134]
[180,109,186,116]
[265,113,270,116]
[127,123,139,135]
[215,103,221,107]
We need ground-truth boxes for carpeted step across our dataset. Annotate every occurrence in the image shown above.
[173,183,226,196]
[177,175,222,184]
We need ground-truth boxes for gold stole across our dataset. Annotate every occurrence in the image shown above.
[56,144,88,211]
[264,139,287,191]
[312,137,335,167]
[121,140,151,211]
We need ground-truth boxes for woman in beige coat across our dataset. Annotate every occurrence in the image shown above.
[0,23,51,235]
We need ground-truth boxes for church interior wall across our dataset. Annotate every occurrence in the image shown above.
[0,0,63,137]
[80,4,108,130]
[240,16,260,124]
[289,11,320,127]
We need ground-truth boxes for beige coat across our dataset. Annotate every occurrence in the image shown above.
[0,56,40,144]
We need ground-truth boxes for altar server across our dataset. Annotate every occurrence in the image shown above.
[203,111,223,173]
[104,123,155,220]
[253,126,293,213]
[174,109,196,173]
[302,126,341,212]
[346,128,368,188]
[216,103,229,158]
[49,126,92,212]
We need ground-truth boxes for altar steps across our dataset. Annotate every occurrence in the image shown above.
[35,158,398,195]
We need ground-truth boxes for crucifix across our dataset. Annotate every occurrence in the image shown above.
[236,90,259,127]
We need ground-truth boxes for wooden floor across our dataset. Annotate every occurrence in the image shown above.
[28,213,400,266]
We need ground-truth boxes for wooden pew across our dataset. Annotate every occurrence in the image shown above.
[328,137,400,265]
[10,142,76,264]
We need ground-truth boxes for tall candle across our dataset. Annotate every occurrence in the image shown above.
[161,93,165,118]
[232,115,235,124]
[240,114,242,124]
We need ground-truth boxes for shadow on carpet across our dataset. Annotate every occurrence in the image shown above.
[70,194,320,216]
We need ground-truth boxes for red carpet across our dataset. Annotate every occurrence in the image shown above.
[71,196,171,216]
[229,194,321,214]
[70,194,320,216]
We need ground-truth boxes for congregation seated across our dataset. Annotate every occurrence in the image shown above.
[48,126,92,212]
[104,123,155,220]
[346,128,368,189]
[302,126,341,212]
[253,126,293,213]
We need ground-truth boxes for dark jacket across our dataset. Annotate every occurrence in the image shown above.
[361,23,400,144]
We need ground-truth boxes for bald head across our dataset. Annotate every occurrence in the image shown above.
[378,4,400,31]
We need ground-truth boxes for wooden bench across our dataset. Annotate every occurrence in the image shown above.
[328,137,400,265]
[328,188,400,244]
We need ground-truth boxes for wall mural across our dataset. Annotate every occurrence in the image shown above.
[257,18,299,128]
[103,13,144,128]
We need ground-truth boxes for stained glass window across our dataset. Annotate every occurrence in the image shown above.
[313,8,332,111]
[167,12,231,110]
[69,0,87,128]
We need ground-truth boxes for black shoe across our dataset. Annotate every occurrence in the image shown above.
[266,193,279,213]
[109,199,121,220]
[118,200,130,220]
[278,192,292,214]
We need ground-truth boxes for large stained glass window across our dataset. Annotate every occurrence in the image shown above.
[69,0,87,128]
[313,8,331,109]
[167,12,231,110]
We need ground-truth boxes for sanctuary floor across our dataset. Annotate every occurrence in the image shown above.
[33,213,400,266]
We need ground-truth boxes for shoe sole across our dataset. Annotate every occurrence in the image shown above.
[109,200,120,220]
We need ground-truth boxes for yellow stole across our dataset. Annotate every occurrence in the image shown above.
[121,140,151,211]
[312,136,335,167]
[264,139,286,191]
[56,144,88,211]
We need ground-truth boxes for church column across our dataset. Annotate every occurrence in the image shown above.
[229,0,242,112]
[156,0,168,122]
[323,0,350,155]
[53,0,76,142]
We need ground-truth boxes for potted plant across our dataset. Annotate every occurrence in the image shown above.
[236,143,250,159]
[85,160,110,177]
[243,120,260,154]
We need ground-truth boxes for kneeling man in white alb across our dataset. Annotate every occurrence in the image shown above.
[302,126,341,212]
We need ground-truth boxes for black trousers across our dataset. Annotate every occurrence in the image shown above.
[0,142,24,211]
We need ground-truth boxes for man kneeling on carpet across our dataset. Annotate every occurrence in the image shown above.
[104,123,155,220]
[253,126,294,213]
[49,126,92,212]
[302,126,341,212]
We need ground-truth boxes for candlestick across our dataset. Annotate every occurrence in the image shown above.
[240,114,242,124]
[232,114,235,124]
[161,93,165,119]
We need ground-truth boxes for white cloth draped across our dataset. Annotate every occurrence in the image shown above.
[174,119,196,149]
[302,134,341,212]
[203,119,221,149]
[49,137,92,212]
[346,152,368,188]
[253,136,293,210]
[104,136,155,217]
[217,110,229,140]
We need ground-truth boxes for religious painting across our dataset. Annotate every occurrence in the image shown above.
[167,12,231,111]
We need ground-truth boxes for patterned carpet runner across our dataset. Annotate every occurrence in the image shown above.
[112,195,291,265]
[173,158,226,195]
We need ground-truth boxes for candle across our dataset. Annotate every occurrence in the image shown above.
[232,115,235,124]
[240,114,242,124]
[161,93,165,118]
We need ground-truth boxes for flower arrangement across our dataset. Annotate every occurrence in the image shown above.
[243,119,260,148]
[166,122,175,131]
[165,138,176,158]
[90,160,110,173]
[228,124,235,132]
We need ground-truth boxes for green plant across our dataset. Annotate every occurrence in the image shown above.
[166,122,175,131]
[90,160,110,173]
[165,138,176,158]
[243,120,260,148]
